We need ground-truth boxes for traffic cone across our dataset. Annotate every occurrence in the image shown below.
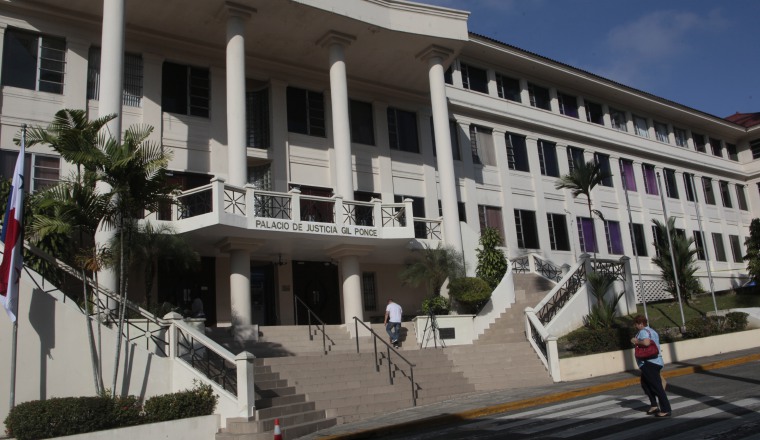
[273,418,282,440]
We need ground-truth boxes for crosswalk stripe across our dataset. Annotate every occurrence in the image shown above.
[513,396,651,434]
[663,405,760,440]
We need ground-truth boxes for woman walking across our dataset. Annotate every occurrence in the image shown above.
[631,315,671,417]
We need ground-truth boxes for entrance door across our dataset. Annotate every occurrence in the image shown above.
[251,264,276,325]
[292,261,340,324]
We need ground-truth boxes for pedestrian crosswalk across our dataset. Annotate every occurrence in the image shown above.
[460,394,760,439]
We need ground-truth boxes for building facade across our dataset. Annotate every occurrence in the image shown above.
[1,0,758,330]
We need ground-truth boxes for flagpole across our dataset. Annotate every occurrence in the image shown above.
[620,167,648,320]
[687,174,718,315]
[9,321,17,409]
[656,172,686,331]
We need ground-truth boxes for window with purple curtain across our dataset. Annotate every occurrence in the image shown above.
[605,220,624,254]
[577,217,598,253]
[619,159,637,191]
[642,164,658,195]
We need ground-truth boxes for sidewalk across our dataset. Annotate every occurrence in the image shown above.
[300,347,760,439]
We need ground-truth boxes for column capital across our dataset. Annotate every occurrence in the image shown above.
[415,44,454,64]
[316,30,356,48]
[326,244,374,258]
[217,237,264,254]
[219,1,256,20]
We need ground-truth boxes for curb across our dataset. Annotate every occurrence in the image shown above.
[318,352,760,439]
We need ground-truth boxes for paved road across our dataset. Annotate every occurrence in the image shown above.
[382,361,760,439]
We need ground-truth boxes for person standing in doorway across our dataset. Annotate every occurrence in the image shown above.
[631,315,671,417]
[384,299,402,348]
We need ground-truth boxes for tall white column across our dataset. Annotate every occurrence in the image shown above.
[225,5,255,187]
[96,0,126,295]
[229,250,252,326]
[340,255,362,325]
[418,45,462,255]
[319,31,356,200]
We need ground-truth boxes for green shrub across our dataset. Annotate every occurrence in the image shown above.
[143,383,218,423]
[4,396,140,440]
[448,277,492,314]
[725,311,749,332]
[683,312,749,339]
[421,296,450,315]
[563,327,631,356]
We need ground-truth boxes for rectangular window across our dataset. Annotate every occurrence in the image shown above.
[710,138,723,157]
[594,153,613,187]
[286,86,325,136]
[642,164,658,195]
[693,132,706,153]
[693,231,706,260]
[610,108,627,131]
[619,159,637,191]
[0,150,60,192]
[528,83,551,110]
[664,168,679,199]
[577,217,598,253]
[431,119,460,161]
[558,92,579,118]
[350,100,375,145]
[751,139,760,159]
[162,62,210,117]
[537,139,559,177]
[726,143,738,161]
[719,180,733,208]
[505,132,529,171]
[362,272,377,312]
[444,65,453,85]
[630,223,648,257]
[394,194,426,238]
[633,115,649,138]
[495,74,521,102]
[387,107,419,153]
[653,122,668,143]
[702,177,716,205]
[87,48,143,107]
[460,62,489,94]
[547,213,570,251]
[736,184,749,211]
[478,205,504,245]
[2,28,66,94]
[604,220,624,255]
[470,125,496,166]
[674,127,687,147]
[585,101,604,125]
[683,173,696,202]
[246,85,270,149]
[712,233,727,262]
[729,235,743,263]
[567,146,584,172]
[514,209,540,249]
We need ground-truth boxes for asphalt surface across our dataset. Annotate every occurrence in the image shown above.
[300,347,760,440]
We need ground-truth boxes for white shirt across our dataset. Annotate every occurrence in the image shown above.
[386,302,402,323]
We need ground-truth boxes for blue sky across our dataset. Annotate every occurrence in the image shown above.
[416,0,759,119]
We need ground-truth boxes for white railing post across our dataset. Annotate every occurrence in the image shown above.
[210,177,226,215]
[334,195,345,225]
[528,253,537,273]
[235,351,256,417]
[404,198,415,235]
[561,263,571,278]
[163,311,183,359]
[289,187,301,221]
[244,183,255,221]
[547,336,561,382]
[524,307,533,337]
[372,197,382,229]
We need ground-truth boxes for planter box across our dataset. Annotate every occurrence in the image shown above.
[558,328,760,382]
[61,414,220,440]
[413,314,475,346]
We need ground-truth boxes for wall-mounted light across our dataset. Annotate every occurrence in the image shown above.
[276,254,287,266]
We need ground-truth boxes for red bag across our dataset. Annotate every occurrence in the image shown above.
[635,329,659,360]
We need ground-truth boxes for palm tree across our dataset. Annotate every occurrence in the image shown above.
[651,217,702,304]
[399,244,465,297]
[555,159,610,260]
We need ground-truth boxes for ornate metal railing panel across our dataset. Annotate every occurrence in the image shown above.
[177,187,213,219]
[511,255,530,273]
[412,218,441,240]
[300,196,335,223]
[533,255,563,283]
[381,204,407,228]
[536,263,586,325]
[223,186,246,215]
[592,259,626,282]
[342,201,375,226]
[176,326,237,395]
[527,318,547,360]
[253,192,291,219]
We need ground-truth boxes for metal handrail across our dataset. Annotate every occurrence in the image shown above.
[293,295,330,355]
[353,317,417,406]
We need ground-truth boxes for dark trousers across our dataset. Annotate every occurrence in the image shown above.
[386,322,400,343]
[640,362,671,413]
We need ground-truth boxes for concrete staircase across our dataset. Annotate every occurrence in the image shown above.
[445,273,556,391]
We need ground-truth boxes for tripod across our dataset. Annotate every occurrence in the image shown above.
[421,308,445,349]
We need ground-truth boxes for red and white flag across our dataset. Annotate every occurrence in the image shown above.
[0,137,26,322]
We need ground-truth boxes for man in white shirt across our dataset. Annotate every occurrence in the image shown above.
[384,299,402,348]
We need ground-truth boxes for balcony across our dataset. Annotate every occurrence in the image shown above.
[166,178,442,243]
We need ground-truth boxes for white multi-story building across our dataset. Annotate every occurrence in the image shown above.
[1,0,758,331]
